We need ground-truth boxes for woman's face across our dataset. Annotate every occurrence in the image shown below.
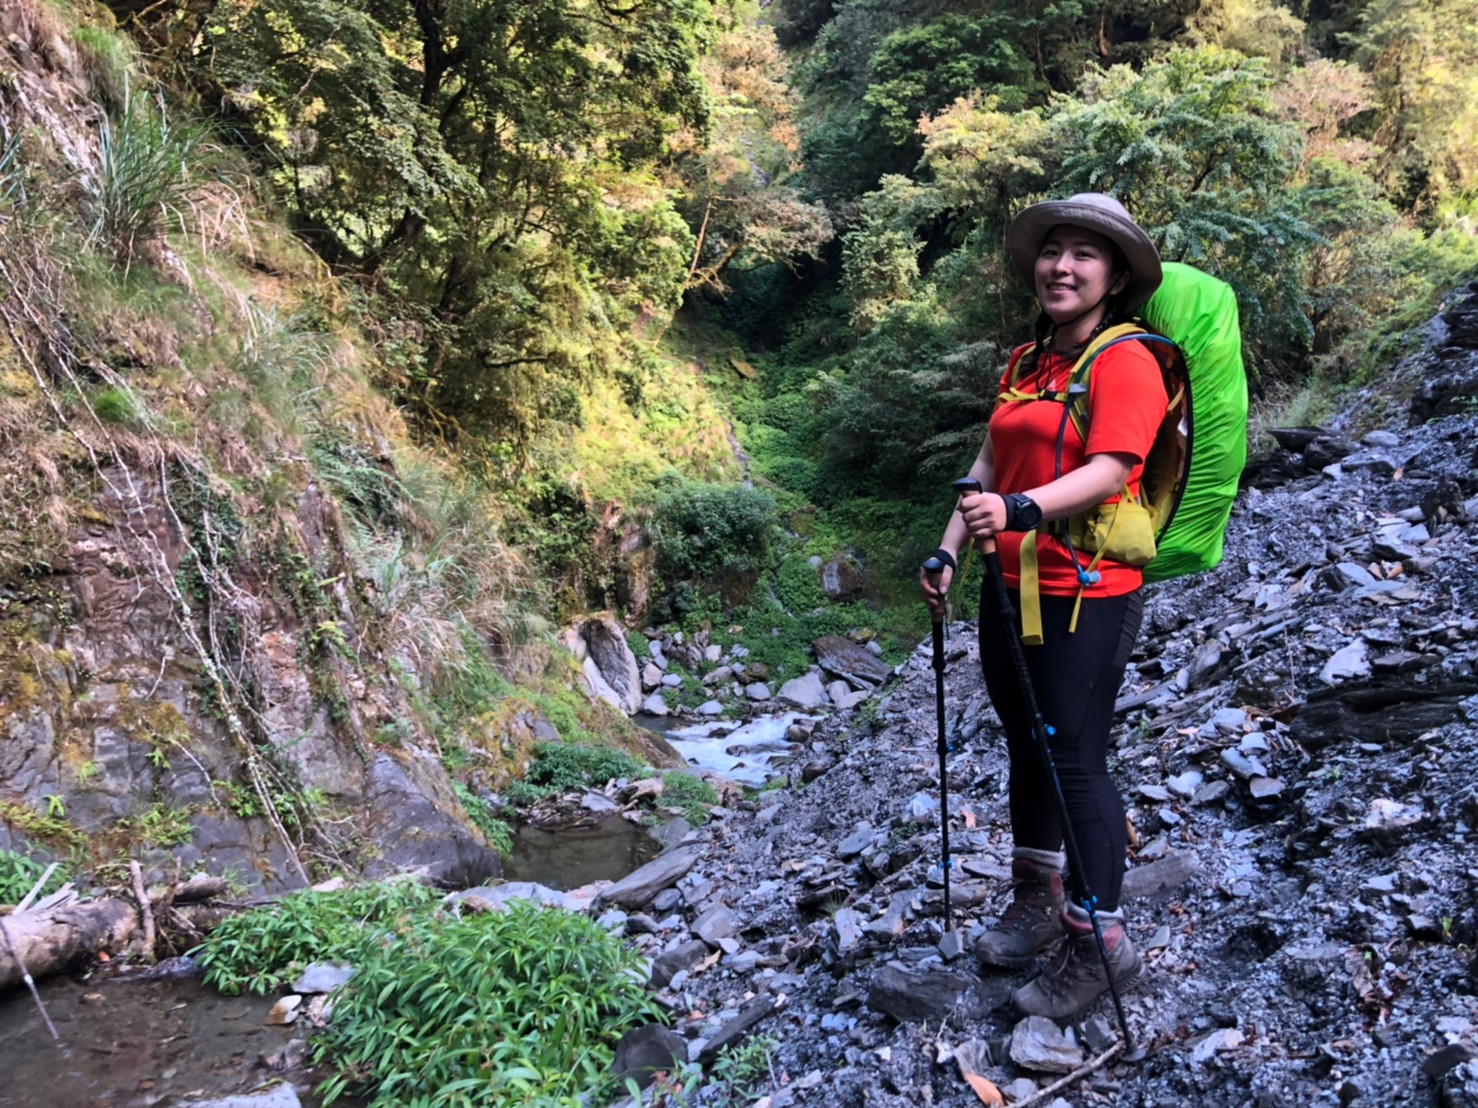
[1033,225,1128,326]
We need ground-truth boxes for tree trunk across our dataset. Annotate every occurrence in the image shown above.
[0,900,139,993]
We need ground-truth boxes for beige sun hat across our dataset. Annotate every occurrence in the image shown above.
[1004,193,1163,313]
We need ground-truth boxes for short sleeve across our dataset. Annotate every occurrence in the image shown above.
[1083,341,1168,464]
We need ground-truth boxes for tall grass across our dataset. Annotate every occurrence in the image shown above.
[84,82,209,268]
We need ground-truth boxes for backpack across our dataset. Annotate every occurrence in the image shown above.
[996,261,1248,641]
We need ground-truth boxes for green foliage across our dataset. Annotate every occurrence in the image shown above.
[83,83,210,268]
[194,880,440,996]
[452,782,513,856]
[648,477,778,615]
[115,803,194,847]
[773,554,826,615]
[523,742,643,794]
[659,771,717,825]
[0,849,66,905]
[313,898,664,1106]
[1049,47,1313,375]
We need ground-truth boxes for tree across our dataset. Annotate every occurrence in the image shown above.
[667,21,831,300]
[1347,0,1478,211]
[176,0,714,447]
[1048,47,1315,376]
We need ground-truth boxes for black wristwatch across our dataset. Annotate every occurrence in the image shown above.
[1002,493,1043,532]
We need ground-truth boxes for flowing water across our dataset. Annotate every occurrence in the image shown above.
[647,711,816,787]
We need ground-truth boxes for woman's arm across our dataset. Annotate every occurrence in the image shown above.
[919,436,995,617]
[958,451,1134,541]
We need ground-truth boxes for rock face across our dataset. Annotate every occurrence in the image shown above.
[562,614,642,715]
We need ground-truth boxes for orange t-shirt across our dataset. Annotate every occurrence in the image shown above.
[989,340,1168,596]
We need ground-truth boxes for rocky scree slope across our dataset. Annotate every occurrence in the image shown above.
[611,286,1478,1108]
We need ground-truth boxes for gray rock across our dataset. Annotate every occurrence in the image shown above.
[692,903,741,947]
[698,700,725,716]
[290,962,354,995]
[1321,640,1372,683]
[651,938,709,989]
[582,789,620,813]
[812,636,893,687]
[563,615,643,715]
[595,845,703,910]
[179,1087,303,1108]
[867,962,1004,1023]
[660,673,683,688]
[907,792,940,822]
[727,950,761,973]
[652,888,683,914]
[641,662,664,691]
[1009,1015,1084,1074]
[1220,749,1266,779]
[833,907,864,952]
[703,666,735,687]
[744,682,773,701]
[612,1023,688,1090]
[837,822,874,859]
[1167,770,1203,798]
[777,671,829,710]
[641,692,669,716]
[1001,1078,1041,1103]
[363,751,502,888]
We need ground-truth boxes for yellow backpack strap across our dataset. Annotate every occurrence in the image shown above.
[1063,324,1147,440]
[1065,490,1127,633]
[1018,530,1044,646]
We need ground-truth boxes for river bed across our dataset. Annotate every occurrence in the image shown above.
[0,969,312,1106]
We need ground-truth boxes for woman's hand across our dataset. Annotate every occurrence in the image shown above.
[959,491,1009,541]
[918,561,954,619]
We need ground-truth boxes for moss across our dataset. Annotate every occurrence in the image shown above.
[0,800,83,850]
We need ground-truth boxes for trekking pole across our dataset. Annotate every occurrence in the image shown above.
[953,477,1139,1058]
[920,554,953,932]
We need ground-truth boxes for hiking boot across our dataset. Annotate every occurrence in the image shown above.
[974,849,1066,970]
[1011,906,1143,1021]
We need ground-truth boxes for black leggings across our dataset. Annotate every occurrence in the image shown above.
[978,586,1143,911]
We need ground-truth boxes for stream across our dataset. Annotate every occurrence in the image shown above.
[0,708,812,1104]
[0,970,305,1107]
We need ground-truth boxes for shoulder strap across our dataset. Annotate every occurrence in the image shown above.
[1061,324,1148,441]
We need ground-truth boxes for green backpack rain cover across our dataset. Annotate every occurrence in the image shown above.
[1137,261,1249,582]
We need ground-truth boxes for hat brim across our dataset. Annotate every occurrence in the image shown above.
[1004,201,1163,313]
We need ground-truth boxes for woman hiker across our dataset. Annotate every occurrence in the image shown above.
[919,192,1165,1020]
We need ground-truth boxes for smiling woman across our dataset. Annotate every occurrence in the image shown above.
[920,191,1170,1022]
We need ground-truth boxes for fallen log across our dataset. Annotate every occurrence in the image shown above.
[0,874,231,992]
[0,898,139,992]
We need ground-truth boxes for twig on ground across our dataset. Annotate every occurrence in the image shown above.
[1011,1042,1125,1108]
[129,861,156,955]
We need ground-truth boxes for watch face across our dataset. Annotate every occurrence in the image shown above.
[1017,497,1043,529]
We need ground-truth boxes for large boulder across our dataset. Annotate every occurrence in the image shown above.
[562,615,642,715]
[819,556,864,600]
[812,636,893,688]
[362,750,502,887]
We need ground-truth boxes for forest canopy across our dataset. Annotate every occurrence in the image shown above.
[114,0,1478,619]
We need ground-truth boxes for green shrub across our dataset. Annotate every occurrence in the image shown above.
[648,477,778,591]
[523,742,643,794]
[193,879,440,995]
[314,899,663,1106]
[0,849,66,905]
[91,387,139,424]
[452,782,513,856]
[660,771,717,825]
